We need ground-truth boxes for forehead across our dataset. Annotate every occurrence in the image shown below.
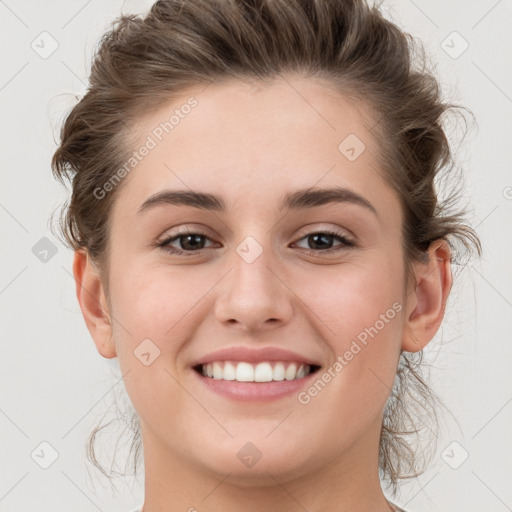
[116,76,395,214]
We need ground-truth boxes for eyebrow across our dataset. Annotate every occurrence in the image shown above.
[137,186,378,217]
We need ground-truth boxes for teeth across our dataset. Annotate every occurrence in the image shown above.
[223,361,236,380]
[273,362,286,381]
[201,361,312,382]
[286,363,298,380]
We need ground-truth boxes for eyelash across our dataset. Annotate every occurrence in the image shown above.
[157,229,356,257]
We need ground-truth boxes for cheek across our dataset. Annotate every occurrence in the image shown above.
[298,257,404,410]
[302,256,404,345]
[109,249,405,359]
[108,263,215,348]
[107,265,210,423]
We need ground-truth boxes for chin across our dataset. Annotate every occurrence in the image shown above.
[196,442,320,486]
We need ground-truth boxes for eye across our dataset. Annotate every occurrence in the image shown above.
[157,228,356,256]
[293,230,355,255]
[158,230,216,255]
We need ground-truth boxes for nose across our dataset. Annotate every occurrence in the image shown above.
[214,242,293,333]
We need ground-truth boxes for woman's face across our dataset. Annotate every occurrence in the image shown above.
[95,76,412,483]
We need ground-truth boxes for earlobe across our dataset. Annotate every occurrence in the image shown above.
[402,239,453,353]
[72,249,116,359]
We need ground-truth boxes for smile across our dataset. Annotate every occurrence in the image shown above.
[195,361,321,382]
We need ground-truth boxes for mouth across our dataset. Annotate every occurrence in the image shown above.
[192,361,322,382]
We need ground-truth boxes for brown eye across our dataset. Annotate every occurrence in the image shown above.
[158,231,215,255]
[294,230,355,254]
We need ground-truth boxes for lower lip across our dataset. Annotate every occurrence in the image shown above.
[191,368,320,402]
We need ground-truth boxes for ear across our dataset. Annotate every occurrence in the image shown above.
[72,249,116,359]
[401,239,453,352]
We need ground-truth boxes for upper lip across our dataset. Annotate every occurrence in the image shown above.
[191,346,322,367]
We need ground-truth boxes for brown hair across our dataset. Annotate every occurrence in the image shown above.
[51,0,481,494]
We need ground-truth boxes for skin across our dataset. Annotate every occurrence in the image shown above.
[73,75,452,512]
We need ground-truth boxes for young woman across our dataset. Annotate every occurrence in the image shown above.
[51,0,481,510]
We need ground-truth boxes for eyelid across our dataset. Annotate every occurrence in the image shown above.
[292,223,356,246]
[157,224,357,257]
[157,229,216,249]
[292,229,356,251]
[157,224,216,243]
[158,223,354,244]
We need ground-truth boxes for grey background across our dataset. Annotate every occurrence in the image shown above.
[1,0,511,511]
